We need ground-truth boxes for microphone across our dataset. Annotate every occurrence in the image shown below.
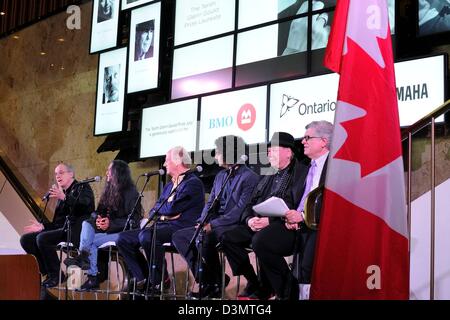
[230,154,248,169]
[76,176,102,185]
[41,191,51,201]
[179,165,203,176]
[140,168,165,177]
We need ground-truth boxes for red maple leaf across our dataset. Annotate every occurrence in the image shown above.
[333,35,403,178]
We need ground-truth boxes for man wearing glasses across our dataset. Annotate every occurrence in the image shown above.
[253,120,332,300]
[20,163,95,289]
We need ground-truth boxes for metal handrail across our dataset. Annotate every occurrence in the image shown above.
[0,155,47,223]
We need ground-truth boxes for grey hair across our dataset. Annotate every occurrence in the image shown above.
[60,163,75,178]
[306,120,333,149]
[169,146,192,168]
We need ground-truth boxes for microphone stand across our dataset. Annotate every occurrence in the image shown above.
[122,175,150,232]
[143,174,188,299]
[40,197,49,224]
[186,166,235,300]
[61,183,85,300]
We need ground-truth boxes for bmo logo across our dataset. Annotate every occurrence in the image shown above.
[237,103,256,131]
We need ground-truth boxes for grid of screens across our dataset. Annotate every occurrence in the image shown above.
[141,54,446,158]
[171,0,337,99]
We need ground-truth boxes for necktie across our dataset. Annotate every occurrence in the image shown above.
[297,160,316,212]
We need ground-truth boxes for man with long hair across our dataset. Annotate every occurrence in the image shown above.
[65,160,142,290]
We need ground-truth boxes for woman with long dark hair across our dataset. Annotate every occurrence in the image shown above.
[65,160,142,290]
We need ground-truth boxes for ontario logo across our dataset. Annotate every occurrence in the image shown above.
[237,103,256,131]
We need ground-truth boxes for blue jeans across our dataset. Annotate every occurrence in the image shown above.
[79,220,119,276]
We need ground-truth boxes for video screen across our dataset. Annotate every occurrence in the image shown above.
[199,86,267,150]
[127,2,161,93]
[140,99,199,158]
[238,0,336,29]
[90,0,120,53]
[121,0,155,11]
[174,0,236,46]
[418,0,450,36]
[171,35,234,99]
[95,47,127,135]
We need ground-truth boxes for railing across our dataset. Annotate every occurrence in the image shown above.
[402,99,450,300]
[0,154,47,223]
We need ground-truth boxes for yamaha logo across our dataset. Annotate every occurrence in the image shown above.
[237,103,256,131]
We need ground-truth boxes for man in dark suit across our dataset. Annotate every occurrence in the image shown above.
[172,135,260,299]
[253,120,332,300]
[220,131,309,300]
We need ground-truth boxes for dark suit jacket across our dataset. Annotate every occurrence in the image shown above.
[296,156,328,283]
[149,172,205,230]
[240,158,309,225]
[44,180,95,247]
[198,165,260,233]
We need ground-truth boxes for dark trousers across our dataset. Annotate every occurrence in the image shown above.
[220,224,270,290]
[117,222,175,285]
[172,225,232,286]
[20,228,66,278]
[252,220,298,299]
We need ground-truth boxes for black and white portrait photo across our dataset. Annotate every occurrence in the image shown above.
[103,64,120,104]
[134,20,155,61]
[97,0,115,23]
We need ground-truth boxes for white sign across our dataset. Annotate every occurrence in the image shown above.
[269,55,446,136]
[199,86,267,150]
[140,99,198,158]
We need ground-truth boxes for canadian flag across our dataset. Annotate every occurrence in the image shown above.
[310,0,409,299]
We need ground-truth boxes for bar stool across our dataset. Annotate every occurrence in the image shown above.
[216,243,259,299]
[98,241,123,300]
[159,242,191,300]
[56,241,79,300]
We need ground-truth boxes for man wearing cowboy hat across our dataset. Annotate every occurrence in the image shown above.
[220,131,309,300]
[253,120,332,300]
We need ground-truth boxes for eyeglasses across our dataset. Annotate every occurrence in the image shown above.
[301,136,323,142]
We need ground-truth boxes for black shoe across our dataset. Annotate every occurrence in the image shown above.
[42,272,66,288]
[64,251,90,270]
[237,281,259,299]
[135,278,147,292]
[246,288,274,300]
[80,275,100,291]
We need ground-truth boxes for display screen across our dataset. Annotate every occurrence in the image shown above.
[95,47,128,135]
[418,0,450,36]
[90,0,120,53]
[174,0,236,46]
[140,99,199,158]
[127,2,161,93]
[171,35,234,99]
[199,86,267,150]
